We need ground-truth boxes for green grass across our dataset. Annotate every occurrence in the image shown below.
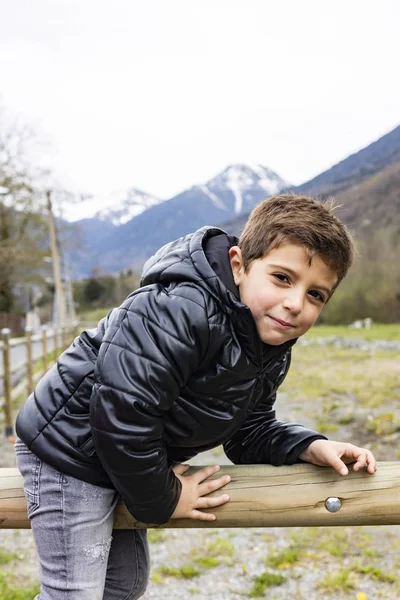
[316,530,350,557]
[265,547,302,569]
[191,536,235,570]
[0,573,40,600]
[353,562,397,583]
[194,557,221,568]
[288,528,378,560]
[281,345,400,408]
[305,323,400,341]
[337,413,356,425]
[0,549,18,565]
[204,537,235,558]
[147,529,166,544]
[249,571,286,597]
[152,534,237,584]
[78,307,114,323]
[365,413,400,435]
[153,564,201,580]
[314,421,339,433]
[317,567,356,593]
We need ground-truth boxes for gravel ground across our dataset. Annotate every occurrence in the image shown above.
[1,336,399,599]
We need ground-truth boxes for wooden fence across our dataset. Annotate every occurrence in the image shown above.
[0,325,78,439]
[1,462,399,529]
[2,323,399,531]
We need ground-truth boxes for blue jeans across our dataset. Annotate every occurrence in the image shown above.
[15,439,149,600]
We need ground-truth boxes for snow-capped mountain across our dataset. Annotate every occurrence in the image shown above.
[93,187,163,225]
[202,163,289,214]
[70,163,290,275]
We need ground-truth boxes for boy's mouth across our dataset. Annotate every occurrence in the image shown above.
[268,316,295,329]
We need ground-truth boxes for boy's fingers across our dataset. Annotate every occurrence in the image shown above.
[353,453,367,470]
[196,494,230,509]
[193,464,221,483]
[330,456,349,476]
[367,450,377,474]
[198,474,231,496]
[336,446,376,476]
[190,509,217,521]
[172,463,191,476]
[353,450,376,474]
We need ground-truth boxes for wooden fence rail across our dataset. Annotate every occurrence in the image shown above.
[0,325,78,438]
[1,462,399,529]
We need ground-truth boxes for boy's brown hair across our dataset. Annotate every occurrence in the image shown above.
[238,194,355,288]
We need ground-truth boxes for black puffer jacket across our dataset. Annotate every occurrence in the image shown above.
[16,227,325,524]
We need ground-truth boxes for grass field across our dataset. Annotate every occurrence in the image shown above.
[78,306,114,323]
[305,323,400,341]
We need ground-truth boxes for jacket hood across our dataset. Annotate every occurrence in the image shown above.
[141,227,240,309]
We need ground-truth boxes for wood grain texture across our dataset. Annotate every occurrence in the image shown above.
[2,463,400,529]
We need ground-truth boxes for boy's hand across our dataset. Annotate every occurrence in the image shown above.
[171,464,231,521]
[298,440,376,476]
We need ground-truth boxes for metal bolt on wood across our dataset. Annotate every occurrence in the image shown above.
[325,497,342,513]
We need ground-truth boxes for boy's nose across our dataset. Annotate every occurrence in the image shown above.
[282,291,304,314]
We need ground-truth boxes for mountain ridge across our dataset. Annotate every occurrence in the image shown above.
[293,124,400,198]
[93,187,162,226]
[70,163,289,276]
[69,124,400,277]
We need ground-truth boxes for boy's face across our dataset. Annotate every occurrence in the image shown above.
[229,242,338,345]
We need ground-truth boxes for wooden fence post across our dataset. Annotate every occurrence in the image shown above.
[25,326,33,396]
[42,326,48,373]
[1,328,13,439]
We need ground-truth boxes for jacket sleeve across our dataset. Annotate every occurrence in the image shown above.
[223,355,327,466]
[90,285,209,525]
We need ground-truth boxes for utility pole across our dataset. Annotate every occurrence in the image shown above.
[47,190,66,325]
[65,260,77,324]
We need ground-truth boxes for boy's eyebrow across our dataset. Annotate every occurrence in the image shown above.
[268,264,334,296]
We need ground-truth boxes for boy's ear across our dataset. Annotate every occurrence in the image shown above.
[229,246,244,286]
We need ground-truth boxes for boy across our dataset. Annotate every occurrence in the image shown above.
[15,194,376,599]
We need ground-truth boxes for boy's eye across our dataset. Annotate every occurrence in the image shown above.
[308,290,325,303]
[273,273,290,283]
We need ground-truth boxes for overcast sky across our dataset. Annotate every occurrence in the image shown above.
[1,0,399,218]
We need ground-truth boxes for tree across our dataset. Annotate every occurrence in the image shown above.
[0,105,49,313]
[322,225,400,323]
[83,278,106,304]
